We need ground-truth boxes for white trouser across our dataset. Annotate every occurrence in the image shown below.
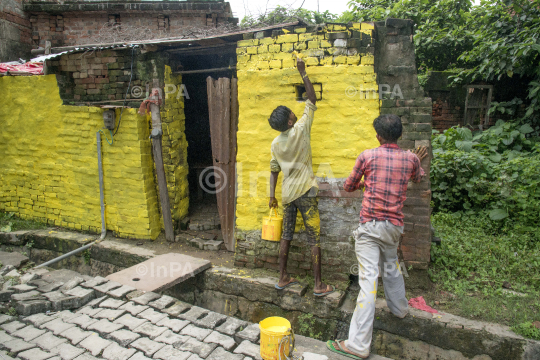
[346,220,408,356]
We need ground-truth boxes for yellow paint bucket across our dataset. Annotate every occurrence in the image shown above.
[262,208,283,241]
[259,317,293,360]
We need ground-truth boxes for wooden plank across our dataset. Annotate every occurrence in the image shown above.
[150,87,175,242]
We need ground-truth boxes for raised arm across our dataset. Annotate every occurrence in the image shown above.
[297,57,316,105]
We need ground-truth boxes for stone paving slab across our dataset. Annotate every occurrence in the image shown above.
[118,301,149,315]
[216,317,249,336]
[148,295,176,310]
[0,331,15,347]
[18,347,55,360]
[7,270,396,360]
[204,330,236,351]
[106,253,211,293]
[0,251,28,268]
[177,337,218,358]
[131,337,165,357]
[156,317,189,332]
[67,314,98,329]
[1,321,26,334]
[162,301,191,317]
[179,306,209,322]
[0,315,14,325]
[114,314,148,331]
[32,331,68,351]
[79,334,112,356]
[154,330,190,346]
[99,298,126,309]
[58,327,93,345]
[234,323,260,344]
[93,308,126,321]
[153,344,192,360]
[108,329,141,347]
[12,324,46,341]
[101,342,136,360]
[131,292,161,305]
[138,308,168,324]
[87,319,124,335]
[180,324,212,342]
[194,312,227,329]
[3,338,36,354]
[107,285,136,299]
[133,322,168,339]
[9,284,36,293]
[53,342,86,360]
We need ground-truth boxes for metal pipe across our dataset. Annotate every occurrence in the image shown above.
[34,131,107,269]
[97,131,107,240]
[173,66,236,75]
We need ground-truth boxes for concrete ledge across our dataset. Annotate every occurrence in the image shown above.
[369,299,540,360]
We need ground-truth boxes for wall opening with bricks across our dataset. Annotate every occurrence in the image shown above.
[234,20,433,279]
[0,49,190,239]
[24,1,237,49]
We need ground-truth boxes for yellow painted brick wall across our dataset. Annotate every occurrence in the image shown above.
[0,75,161,239]
[236,23,380,230]
[160,66,189,223]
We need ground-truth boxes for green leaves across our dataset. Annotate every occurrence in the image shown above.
[489,208,509,220]
[432,123,540,227]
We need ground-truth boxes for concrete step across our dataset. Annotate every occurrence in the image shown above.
[189,238,224,251]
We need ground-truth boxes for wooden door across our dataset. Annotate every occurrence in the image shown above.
[206,77,238,251]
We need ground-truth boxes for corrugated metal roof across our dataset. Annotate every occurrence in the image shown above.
[45,21,300,56]
[30,44,134,63]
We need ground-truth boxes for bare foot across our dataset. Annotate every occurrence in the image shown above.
[334,341,368,359]
[277,276,297,288]
[314,283,333,294]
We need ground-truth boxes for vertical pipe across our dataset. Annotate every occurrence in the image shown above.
[97,131,106,238]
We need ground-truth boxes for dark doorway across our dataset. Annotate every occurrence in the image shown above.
[173,52,235,234]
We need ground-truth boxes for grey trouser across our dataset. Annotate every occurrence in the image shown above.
[346,220,408,356]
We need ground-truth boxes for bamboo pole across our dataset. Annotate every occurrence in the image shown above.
[149,83,175,242]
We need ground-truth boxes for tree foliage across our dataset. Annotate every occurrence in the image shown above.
[240,5,354,28]
[349,0,540,124]
[431,122,540,232]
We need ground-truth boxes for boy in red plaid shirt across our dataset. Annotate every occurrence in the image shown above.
[328,114,428,359]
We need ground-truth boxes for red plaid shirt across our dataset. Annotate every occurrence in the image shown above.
[344,143,425,226]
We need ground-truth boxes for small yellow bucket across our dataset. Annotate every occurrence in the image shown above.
[259,317,293,360]
[262,208,283,241]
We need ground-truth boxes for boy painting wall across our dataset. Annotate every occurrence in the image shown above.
[268,57,334,297]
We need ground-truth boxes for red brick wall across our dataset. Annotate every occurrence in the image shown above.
[432,96,463,132]
[30,11,229,48]
[0,0,33,61]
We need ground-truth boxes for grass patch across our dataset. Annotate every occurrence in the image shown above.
[430,212,540,295]
[428,212,540,339]
[0,212,47,232]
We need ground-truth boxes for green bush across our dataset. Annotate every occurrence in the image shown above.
[430,212,540,295]
[431,121,540,231]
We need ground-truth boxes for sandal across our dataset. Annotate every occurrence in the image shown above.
[275,281,299,290]
[326,340,369,359]
[313,285,335,297]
